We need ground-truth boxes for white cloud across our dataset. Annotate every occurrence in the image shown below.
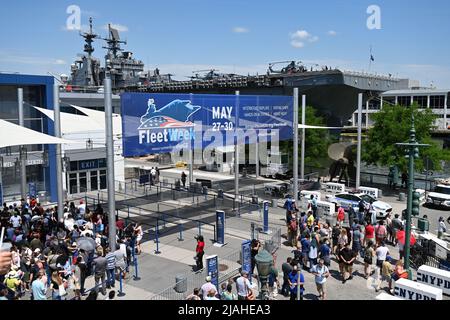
[54,59,67,65]
[232,27,249,33]
[290,40,305,48]
[291,30,310,40]
[103,24,129,32]
[328,30,337,36]
[290,29,318,48]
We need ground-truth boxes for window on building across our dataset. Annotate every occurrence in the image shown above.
[413,96,428,108]
[397,96,411,106]
[382,97,395,107]
[368,100,380,110]
[430,95,445,109]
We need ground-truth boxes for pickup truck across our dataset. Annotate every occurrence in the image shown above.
[425,184,450,209]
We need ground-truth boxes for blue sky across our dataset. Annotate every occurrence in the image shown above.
[1,0,450,87]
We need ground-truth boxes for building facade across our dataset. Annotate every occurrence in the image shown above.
[351,89,450,131]
[0,73,57,202]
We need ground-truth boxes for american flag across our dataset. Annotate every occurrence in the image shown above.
[140,116,193,129]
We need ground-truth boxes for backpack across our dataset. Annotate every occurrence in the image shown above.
[363,248,373,264]
[290,219,297,231]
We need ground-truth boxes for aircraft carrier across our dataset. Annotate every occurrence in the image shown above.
[65,18,414,126]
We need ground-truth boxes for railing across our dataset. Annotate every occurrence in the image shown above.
[149,249,242,300]
[409,237,450,270]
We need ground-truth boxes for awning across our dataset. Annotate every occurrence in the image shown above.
[33,106,103,135]
[0,119,74,148]
[70,104,122,135]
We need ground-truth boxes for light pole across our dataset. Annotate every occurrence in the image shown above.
[53,83,64,221]
[293,89,299,202]
[396,114,428,277]
[104,60,117,252]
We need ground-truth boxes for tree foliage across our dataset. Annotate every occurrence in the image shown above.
[282,106,333,168]
[363,103,450,172]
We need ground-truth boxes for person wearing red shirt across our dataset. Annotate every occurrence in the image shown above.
[364,223,375,246]
[337,207,345,227]
[195,235,205,272]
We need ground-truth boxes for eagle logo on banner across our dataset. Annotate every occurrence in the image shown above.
[138,98,201,129]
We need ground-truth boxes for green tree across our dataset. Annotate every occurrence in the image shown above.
[282,106,333,168]
[363,103,450,172]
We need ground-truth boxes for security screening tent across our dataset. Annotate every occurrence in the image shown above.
[0,119,73,148]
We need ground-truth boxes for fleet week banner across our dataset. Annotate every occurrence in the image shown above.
[121,93,293,157]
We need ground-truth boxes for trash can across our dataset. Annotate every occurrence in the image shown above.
[398,193,406,201]
[264,240,276,254]
[37,191,48,203]
[175,275,187,293]
[252,195,258,204]
[218,189,224,199]
[272,199,278,208]
[190,182,200,193]
[174,180,181,191]
[418,218,429,232]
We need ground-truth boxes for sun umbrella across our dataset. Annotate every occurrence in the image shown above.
[396,230,416,246]
[76,219,87,227]
[30,215,41,222]
[76,237,96,252]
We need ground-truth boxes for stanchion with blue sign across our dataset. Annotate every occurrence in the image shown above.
[131,243,141,281]
[206,255,219,290]
[214,210,226,247]
[155,220,161,254]
[242,240,252,284]
[28,182,37,199]
[261,201,271,234]
[118,271,126,296]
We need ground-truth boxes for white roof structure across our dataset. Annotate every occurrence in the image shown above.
[70,104,122,135]
[382,89,450,96]
[33,106,103,135]
[0,119,74,148]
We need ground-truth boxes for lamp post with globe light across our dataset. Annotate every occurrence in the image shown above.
[254,249,273,300]
[396,114,429,278]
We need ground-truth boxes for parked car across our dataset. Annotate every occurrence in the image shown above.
[425,184,450,209]
[325,192,392,219]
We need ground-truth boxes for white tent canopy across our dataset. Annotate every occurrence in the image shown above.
[33,106,103,135]
[0,119,74,148]
[70,104,122,135]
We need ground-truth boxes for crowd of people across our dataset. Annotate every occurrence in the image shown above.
[0,198,143,300]
[182,193,416,301]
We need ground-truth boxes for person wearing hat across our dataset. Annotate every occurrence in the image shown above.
[200,275,217,300]
[375,255,395,293]
[3,268,22,299]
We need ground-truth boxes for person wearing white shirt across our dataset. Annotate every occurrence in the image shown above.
[9,213,21,228]
[78,201,86,216]
[200,276,217,300]
[235,271,252,300]
[311,258,330,300]
[375,242,389,266]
